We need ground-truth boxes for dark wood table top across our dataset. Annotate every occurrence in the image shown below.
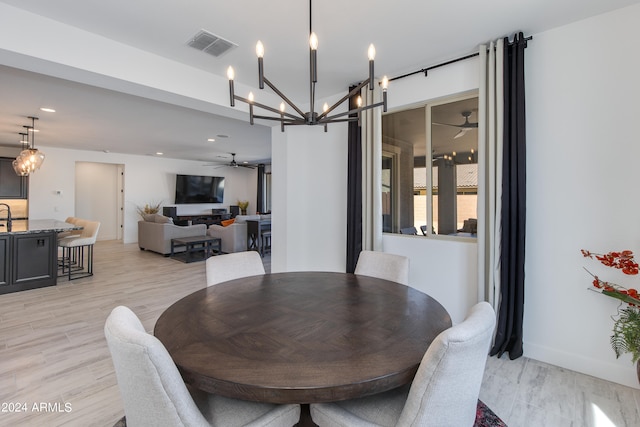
[154,271,451,404]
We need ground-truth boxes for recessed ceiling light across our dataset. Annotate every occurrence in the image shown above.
[156,152,164,156]
[207,138,216,142]
[40,107,56,113]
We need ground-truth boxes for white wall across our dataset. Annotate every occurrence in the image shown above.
[28,146,257,244]
[271,124,348,273]
[384,234,478,323]
[523,4,640,388]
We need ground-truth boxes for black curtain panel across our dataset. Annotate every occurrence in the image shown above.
[346,86,363,273]
[257,163,265,214]
[490,33,527,359]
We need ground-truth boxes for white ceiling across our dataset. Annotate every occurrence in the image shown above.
[0,0,638,163]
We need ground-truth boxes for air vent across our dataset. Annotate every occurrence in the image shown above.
[188,30,237,57]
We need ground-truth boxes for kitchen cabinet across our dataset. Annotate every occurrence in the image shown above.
[0,235,9,286]
[0,157,28,199]
[0,220,80,294]
[0,231,56,294]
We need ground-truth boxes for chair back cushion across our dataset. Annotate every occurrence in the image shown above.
[81,220,101,241]
[206,251,265,286]
[104,306,209,427]
[397,302,496,427]
[354,250,410,285]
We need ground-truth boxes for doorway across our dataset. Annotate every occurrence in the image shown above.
[75,162,124,241]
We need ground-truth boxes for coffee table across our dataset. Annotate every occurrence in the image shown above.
[170,235,221,263]
[154,272,451,404]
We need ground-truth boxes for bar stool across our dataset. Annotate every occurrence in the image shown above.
[58,217,83,267]
[261,231,271,257]
[58,220,100,280]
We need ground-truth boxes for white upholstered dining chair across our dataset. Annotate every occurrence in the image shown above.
[205,251,266,287]
[354,250,410,285]
[104,306,300,427]
[310,302,496,427]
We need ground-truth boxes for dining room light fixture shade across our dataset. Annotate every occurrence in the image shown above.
[13,116,45,176]
[12,132,30,176]
[226,0,388,132]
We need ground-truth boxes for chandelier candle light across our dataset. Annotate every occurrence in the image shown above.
[227,0,388,132]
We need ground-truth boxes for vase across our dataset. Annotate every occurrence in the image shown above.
[241,209,247,215]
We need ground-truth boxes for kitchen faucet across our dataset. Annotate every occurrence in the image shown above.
[0,203,12,229]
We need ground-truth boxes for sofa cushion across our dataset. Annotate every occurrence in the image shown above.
[221,218,235,227]
[207,222,248,253]
[138,221,206,255]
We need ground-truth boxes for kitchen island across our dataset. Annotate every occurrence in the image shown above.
[0,219,81,294]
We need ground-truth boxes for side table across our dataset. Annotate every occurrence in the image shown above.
[170,236,221,263]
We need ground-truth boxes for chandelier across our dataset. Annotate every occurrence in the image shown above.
[12,116,45,176]
[226,0,388,131]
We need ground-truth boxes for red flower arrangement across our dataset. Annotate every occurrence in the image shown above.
[581,250,640,306]
[582,249,640,364]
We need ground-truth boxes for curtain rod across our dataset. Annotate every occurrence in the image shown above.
[389,34,532,82]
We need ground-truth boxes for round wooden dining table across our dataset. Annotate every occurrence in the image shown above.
[154,271,451,405]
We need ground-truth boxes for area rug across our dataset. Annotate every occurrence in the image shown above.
[476,399,508,427]
[113,399,506,426]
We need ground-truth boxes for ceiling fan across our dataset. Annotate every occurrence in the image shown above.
[207,153,256,169]
[433,111,478,139]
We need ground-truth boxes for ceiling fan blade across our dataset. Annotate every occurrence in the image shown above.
[433,121,478,129]
[433,122,464,128]
[454,129,469,139]
[434,111,478,129]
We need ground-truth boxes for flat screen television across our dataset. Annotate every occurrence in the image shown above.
[174,174,225,204]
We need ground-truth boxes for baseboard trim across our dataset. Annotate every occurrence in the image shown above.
[524,341,639,389]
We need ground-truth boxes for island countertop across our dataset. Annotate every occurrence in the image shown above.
[0,219,81,235]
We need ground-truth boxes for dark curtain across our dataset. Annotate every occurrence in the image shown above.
[346,86,363,273]
[256,163,265,214]
[490,32,527,359]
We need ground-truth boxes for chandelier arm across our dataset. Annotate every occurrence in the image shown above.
[235,95,301,121]
[316,79,370,121]
[320,117,359,124]
[253,114,306,125]
[322,100,386,121]
[262,77,307,118]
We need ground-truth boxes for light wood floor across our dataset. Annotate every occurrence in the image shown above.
[0,240,638,427]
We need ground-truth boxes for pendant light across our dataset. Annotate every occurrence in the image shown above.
[12,132,30,176]
[16,116,45,175]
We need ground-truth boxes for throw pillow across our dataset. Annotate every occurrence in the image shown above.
[154,214,174,224]
[143,214,156,222]
[221,218,235,227]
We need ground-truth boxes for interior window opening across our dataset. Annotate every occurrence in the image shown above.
[381,94,478,238]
